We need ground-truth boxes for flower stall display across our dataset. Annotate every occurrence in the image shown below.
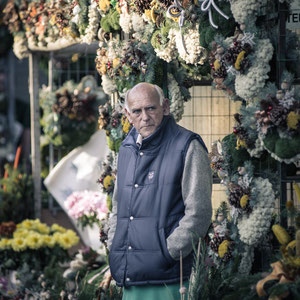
[0,219,80,299]
[40,75,107,152]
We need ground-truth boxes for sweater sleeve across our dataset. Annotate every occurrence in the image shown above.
[107,178,118,251]
[166,139,212,260]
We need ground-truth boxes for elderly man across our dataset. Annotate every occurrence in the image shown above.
[107,82,212,299]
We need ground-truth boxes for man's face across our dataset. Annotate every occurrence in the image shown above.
[125,84,169,138]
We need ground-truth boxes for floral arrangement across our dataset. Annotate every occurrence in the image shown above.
[64,190,108,228]
[40,75,107,151]
[97,152,117,210]
[0,219,79,271]
[98,101,131,152]
[208,202,234,264]
[230,0,268,25]
[3,0,101,58]
[0,219,80,299]
[0,164,34,224]
[80,0,101,44]
[234,38,273,101]
[95,37,158,96]
[208,134,279,274]
[228,72,300,164]
[236,177,275,245]
[254,83,300,163]
[210,29,273,102]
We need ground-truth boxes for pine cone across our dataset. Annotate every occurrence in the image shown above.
[228,185,244,208]
[209,235,225,253]
[134,0,152,15]
[158,0,173,9]
[213,65,227,79]
[269,106,287,127]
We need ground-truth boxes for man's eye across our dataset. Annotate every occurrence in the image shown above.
[132,110,141,114]
[147,107,155,111]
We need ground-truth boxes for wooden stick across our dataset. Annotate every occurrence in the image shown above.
[180,250,183,300]
[13,146,22,169]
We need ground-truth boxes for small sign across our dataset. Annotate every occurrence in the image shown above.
[286,1,300,30]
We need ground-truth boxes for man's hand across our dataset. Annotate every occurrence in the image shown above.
[99,268,112,291]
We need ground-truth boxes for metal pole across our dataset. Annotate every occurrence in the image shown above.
[48,52,55,214]
[29,53,41,219]
[8,50,15,149]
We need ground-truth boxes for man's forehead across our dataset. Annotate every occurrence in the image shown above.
[127,87,161,108]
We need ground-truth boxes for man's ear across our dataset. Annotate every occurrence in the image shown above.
[124,107,132,123]
[163,98,170,115]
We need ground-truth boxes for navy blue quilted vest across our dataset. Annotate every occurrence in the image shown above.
[109,115,207,287]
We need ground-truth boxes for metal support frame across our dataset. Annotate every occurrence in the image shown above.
[29,53,41,219]
[277,1,300,227]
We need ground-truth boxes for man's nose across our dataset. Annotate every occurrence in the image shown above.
[141,109,150,121]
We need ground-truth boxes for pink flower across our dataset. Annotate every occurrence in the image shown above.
[64,190,108,221]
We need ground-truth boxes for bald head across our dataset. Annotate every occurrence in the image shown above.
[124,82,170,138]
[125,83,164,112]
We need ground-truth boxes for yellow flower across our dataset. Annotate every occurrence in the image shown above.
[36,223,50,235]
[287,111,300,130]
[71,53,80,63]
[235,137,247,150]
[49,15,57,26]
[13,228,29,238]
[0,238,12,250]
[68,113,76,119]
[103,175,113,189]
[19,219,35,230]
[218,240,230,258]
[43,235,56,248]
[286,200,294,209]
[99,0,110,12]
[234,50,246,70]
[113,58,120,68]
[51,223,67,233]
[214,60,221,71]
[144,9,152,21]
[240,194,249,208]
[11,238,27,252]
[63,27,78,39]
[281,245,300,268]
[26,233,43,249]
[99,63,107,75]
[56,230,79,249]
[122,118,131,133]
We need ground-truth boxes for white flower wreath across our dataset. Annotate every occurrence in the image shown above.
[237,177,276,246]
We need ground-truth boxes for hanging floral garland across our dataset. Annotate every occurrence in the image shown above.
[3,0,103,57]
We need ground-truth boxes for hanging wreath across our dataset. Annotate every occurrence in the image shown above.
[40,76,107,151]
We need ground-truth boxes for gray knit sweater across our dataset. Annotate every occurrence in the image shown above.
[107,139,212,261]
